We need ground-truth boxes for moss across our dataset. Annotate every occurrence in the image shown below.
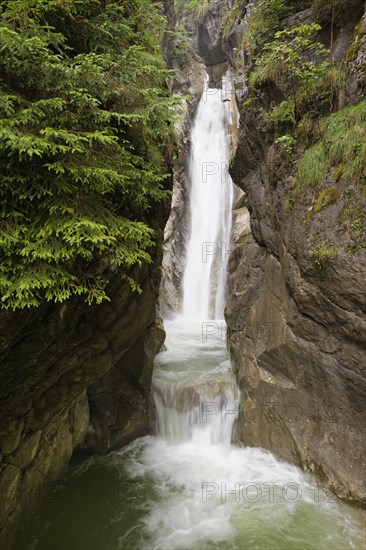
[284,196,296,211]
[313,188,340,213]
[298,115,315,140]
[334,164,344,182]
[345,21,366,63]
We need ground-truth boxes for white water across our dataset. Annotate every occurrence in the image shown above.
[182,82,234,319]
[153,317,239,446]
[114,321,364,550]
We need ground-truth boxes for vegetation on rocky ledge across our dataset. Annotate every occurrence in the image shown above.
[228,0,366,262]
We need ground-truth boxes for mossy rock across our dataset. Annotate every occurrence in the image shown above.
[345,20,366,63]
[314,188,341,213]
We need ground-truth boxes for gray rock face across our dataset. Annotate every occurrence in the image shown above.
[348,11,366,103]
[160,165,189,315]
[197,0,227,67]
[0,216,169,546]
[193,0,247,86]
[86,313,165,452]
[226,56,366,504]
[227,225,366,502]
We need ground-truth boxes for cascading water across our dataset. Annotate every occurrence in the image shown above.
[182,80,234,319]
[153,78,238,449]
[153,317,239,446]
[13,80,366,550]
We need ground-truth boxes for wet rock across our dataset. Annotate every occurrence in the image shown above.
[153,378,237,412]
[0,420,23,457]
[8,431,42,470]
[85,313,165,452]
[69,392,89,448]
[0,465,21,526]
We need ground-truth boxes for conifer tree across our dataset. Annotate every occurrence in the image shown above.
[0,0,177,309]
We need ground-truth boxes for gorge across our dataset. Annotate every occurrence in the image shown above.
[11,73,366,550]
[0,0,365,548]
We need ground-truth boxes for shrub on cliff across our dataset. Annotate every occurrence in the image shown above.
[250,24,335,124]
[175,0,210,20]
[0,0,177,309]
[242,0,292,54]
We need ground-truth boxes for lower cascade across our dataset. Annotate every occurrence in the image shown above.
[13,83,365,550]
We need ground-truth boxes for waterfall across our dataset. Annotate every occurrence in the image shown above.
[153,78,237,447]
[153,384,237,445]
[182,80,234,320]
[153,317,239,446]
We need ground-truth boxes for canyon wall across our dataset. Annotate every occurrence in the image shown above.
[0,214,168,547]
[225,0,366,504]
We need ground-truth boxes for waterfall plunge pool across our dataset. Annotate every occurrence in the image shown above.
[12,317,366,550]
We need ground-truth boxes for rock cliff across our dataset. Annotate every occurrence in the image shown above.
[0,213,167,546]
[226,0,366,504]
[0,0,177,543]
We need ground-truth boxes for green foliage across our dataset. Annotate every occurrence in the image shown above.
[175,0,211,20]
[175,24,192,66]
[270,101,296,126]
[351,217,364,240]
[310,240,338,266]
[251,24,332,123]
[222,0,246,39]
[313,188,340,212]
[0,0,177,310]
[295,65,346,122]
[275,134,296,162]
[346,21,366,63]
[322,101,366,184]
[243,0,292,55]
[297,143,328,186]
[298,101,366,188]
